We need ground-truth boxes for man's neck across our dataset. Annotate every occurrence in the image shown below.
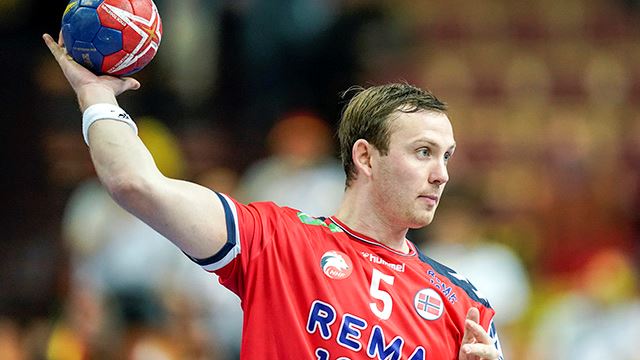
[335,189,410,254]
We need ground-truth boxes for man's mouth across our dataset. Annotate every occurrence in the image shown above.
[419,194,439,205]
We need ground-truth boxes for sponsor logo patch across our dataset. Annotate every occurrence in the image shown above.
[321,250,353,280]
[414,288,444,320]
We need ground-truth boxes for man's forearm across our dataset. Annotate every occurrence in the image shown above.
[75,83,161,193]
[88,120,162,198]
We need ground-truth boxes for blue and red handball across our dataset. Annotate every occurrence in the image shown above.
[61,0,162,76]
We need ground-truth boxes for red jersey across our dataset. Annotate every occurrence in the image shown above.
[187,193,504,360]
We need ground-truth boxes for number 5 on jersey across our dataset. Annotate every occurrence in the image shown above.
[369,269,395,320]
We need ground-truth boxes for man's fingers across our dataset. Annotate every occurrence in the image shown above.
[466,307,480,323]
[465,319,493,345]
[461,343,498,359]
[103,77,140,96]
[122,77,141,91]
[460,307,481,345]
[459,309,498,359]
[43,33,70,64]
[43,33,58,55]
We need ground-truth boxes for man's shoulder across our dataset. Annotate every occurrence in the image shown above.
[415,248,492,309]
[241,200,342,236]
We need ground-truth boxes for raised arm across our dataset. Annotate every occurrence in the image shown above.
[43,33,227,260]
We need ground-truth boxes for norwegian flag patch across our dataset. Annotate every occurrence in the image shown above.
[414,288,444,320]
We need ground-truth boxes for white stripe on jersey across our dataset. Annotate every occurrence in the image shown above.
[201,193,242,272]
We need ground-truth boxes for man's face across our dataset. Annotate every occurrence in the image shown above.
[370,110,455,229]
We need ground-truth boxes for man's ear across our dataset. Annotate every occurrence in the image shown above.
[352,139,374,179]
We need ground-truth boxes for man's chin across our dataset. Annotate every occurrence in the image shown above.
[409,214,434,229]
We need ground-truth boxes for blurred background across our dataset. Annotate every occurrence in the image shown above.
[1,0,639,359]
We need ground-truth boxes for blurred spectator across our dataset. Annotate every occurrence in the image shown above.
[529,247,640,360]
[156,0,220,113]
[584,51,630,106]
[179,123,233,181]
[620,113,640,261]
[0,318,25,360]
[236,0,340,141]
[504,51,552,108]
[419,50,475,106]
[195,166,239,197]
[236,112,345,216]
[46,283,113,360]
[536,107,633,277]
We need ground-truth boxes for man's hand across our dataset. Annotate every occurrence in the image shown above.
[458,307,500,360]
[42,32,140,110]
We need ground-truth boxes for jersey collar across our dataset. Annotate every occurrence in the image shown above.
[328,216,417,257]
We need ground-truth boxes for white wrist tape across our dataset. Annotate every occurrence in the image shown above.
[82,103,138,146]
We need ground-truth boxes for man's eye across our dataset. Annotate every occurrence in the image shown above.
[444,152,452,161]
[418,148,430,157]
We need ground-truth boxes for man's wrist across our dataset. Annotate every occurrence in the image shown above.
[82,104,137,146]
[77,83,119,112]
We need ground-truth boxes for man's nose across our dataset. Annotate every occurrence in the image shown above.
[428,161,449,186]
